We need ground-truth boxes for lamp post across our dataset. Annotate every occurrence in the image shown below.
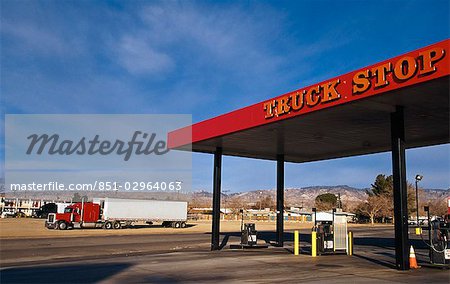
[332,207,336,227]
[415,174,423,226]
[258,191,263,211]
[222,189,230,220]
[424,206,431,262]
[336,193,342,210]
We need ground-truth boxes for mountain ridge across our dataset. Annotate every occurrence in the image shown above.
[190,185,449,208]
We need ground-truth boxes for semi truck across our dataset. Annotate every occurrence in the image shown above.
[45,198,188,230]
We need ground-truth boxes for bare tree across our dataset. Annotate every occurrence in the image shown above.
[356,195,387,225]
[427,198,448,217]
[228,196,246,213]
[343,201,359,214]
[259,196,274,210]
[189,196,211,209]
[366,174,419,221]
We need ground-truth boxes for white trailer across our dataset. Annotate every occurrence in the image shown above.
[93,198,188,228]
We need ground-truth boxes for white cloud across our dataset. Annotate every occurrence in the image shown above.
[1,21,66,55]
[0,18,86,57]
[2,70,156,114]
[116,36,174,75]
[138,2,285,71]
[102,1,287,86]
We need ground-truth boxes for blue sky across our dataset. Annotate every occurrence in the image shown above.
[1,0,449,192]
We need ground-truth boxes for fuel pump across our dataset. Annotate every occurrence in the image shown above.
[424,206,450,266]
[230,209,268,249]
[316,221,334,253]
[312,208,349,255]
[241,223,257,246]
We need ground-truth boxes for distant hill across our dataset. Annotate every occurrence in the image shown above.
[223,185,367,208]
[191,185,449,209]
[421,188,450,200]
[1,177,448,209]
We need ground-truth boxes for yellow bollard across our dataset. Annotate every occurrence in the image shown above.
[415,227,422,235]
[311,231,317,257]
[294,230,299,255]
[347,231,353,256]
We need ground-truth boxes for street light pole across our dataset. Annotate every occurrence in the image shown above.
[259,191,263,211]
[222,189,230,220]
[415,174,423,226]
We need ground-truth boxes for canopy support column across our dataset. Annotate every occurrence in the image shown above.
[276,154,284,247]
[211,147,222,251]
[391,106,409,270]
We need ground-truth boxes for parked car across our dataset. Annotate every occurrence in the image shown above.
[1,209,16,218]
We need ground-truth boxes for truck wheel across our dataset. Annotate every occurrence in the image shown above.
[104,222,113,230]
[58,221,68,230]
[181,222,187,228]
[113,222,121,229]
[173,222,181,228]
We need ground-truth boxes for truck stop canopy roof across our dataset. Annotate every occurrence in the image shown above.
[168,39,449,163]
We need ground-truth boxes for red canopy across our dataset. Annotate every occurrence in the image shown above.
[169,39,449,163]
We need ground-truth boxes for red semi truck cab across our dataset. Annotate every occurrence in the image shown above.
[45,202,100,230]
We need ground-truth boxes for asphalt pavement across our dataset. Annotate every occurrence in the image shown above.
[1,225,449,283]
